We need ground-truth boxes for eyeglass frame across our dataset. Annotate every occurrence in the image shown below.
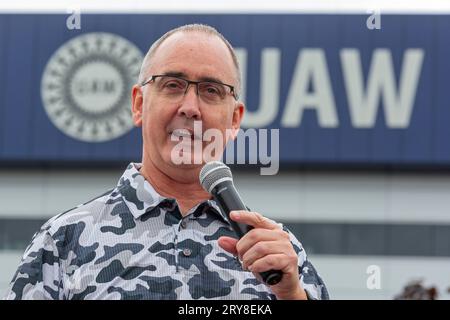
[140,74,239,101]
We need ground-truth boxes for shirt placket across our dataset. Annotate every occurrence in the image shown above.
[174,216,192,273]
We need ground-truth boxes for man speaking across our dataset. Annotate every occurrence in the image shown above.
[4,24,328,300]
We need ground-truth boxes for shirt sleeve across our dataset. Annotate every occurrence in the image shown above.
[3,227,62,300]
[282,225,330,300]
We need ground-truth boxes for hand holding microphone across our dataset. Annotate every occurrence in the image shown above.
[200,161,305,296]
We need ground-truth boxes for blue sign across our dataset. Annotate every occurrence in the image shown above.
[0,14,448,165]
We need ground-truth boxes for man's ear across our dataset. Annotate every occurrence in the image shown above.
[131,84,143,127]
[230,102,245,140]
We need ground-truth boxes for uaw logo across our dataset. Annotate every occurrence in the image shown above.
[41,32,143,142]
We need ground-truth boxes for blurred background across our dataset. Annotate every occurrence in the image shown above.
[1,0,450,299]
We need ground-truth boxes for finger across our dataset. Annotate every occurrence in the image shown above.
[241,241,294,270]
[235,228,291,258]
[230,211,280,230]
[218,236,239,255]
[248,253,295,274]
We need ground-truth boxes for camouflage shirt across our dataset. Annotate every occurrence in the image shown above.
[4,163,329,300]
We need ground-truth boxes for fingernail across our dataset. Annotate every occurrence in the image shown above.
[232,211,240,219]
[248,265,253,271]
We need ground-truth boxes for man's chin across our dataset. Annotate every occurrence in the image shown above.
[165,151,206,169]
[170,161,203,169]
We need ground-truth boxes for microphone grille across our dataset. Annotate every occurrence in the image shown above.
[199,161,233,193]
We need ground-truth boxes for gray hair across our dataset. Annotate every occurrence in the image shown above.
[137,23,241,97]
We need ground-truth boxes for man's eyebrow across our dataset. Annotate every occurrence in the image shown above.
[160,71,228,85]
[161,71,187,78]
[197,76,229,85]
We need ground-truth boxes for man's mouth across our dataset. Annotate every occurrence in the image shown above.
[169,128,202,141]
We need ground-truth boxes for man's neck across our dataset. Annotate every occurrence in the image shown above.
[139,159,211,216]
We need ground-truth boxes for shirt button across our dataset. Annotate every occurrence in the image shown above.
[180,220,187,229]
[182,248,192,257]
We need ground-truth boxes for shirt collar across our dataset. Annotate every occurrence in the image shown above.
[116,162,228,223]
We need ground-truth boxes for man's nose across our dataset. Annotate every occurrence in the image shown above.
[177,84,201,120]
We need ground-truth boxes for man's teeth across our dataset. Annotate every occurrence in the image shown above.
[171,129,195,138]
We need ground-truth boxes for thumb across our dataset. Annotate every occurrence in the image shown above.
[218,236,239,255]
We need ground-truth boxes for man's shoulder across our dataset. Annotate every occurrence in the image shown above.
[40,188,122,236]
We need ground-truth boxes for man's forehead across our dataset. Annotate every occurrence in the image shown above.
[149,32,236,81]
[156,31,229,54]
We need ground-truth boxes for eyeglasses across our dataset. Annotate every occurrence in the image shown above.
[140,75,238,104]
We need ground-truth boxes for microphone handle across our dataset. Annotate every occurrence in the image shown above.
[212,181,283,286]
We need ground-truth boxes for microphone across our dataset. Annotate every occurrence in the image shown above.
[199,161,283,286]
